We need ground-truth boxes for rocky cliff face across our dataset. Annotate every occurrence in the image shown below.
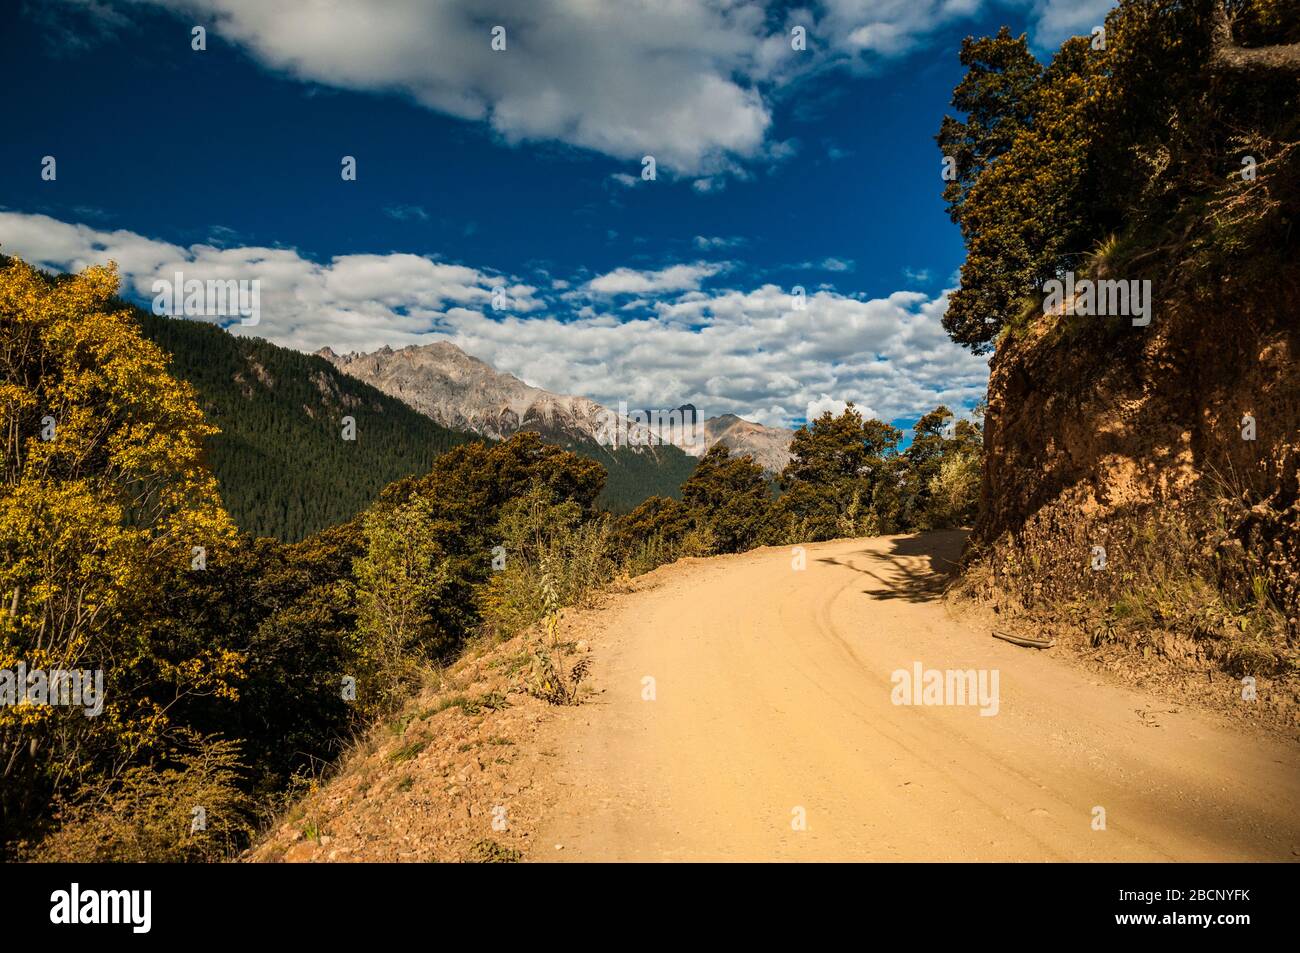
[961,262,1299,720]
[317,341,794,471]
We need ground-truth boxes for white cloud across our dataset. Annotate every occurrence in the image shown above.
[384,204,429,222]
[808,395,871,421]
[119,0,776,176]
[1029,0,1118,47]
[814,1,1120,65]
[0,211,542,353]
[583,262,726,296]
[820,0,1117,60]
[1,212,988,427]
[792,257,855,272]
[693,235,746,251]
[52,0,1115,179]
[820,0,984,59]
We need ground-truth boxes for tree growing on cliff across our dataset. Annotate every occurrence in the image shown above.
[937,30,1097,350]
[938,0,1300,351]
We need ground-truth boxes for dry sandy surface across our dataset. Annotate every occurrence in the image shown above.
[531,532,1300,861]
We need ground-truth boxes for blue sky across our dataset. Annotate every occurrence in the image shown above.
[0,0,1114,430]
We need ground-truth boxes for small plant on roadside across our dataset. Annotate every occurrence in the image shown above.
[468,839,522,863]
[519,560,592,705]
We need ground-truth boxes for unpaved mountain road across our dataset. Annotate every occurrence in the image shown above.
[535,532,1300,861]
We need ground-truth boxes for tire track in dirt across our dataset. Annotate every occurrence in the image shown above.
[533,532,1300,861]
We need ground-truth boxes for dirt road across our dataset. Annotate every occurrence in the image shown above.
[535,532,1300,861]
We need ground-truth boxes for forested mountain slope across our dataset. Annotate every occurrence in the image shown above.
[133,308,475,541]
[135,309,697,534]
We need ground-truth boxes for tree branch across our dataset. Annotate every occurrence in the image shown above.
[1210,4,1300,74]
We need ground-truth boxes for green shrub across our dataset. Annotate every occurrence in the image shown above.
[479,483,616,636]
[35,737,255,863]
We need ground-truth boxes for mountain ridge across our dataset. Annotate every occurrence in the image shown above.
[316,340,794,472]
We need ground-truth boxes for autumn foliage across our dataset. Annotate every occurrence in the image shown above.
[1,258,240,854]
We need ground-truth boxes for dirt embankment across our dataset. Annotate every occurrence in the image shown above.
[959,265,1300,724]
[247,573,660,863]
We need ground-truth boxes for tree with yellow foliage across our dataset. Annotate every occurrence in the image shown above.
[0,256,240,847]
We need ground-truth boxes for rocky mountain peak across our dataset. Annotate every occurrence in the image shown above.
[316,341,794,471]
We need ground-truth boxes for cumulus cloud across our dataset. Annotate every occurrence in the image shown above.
[0,211,988,428]
[583,262,727,296]
[0,211,542,354]
[50,0,1113,179]
[807,394,874,421]
[819,0,994,59]
[110,0,776,176]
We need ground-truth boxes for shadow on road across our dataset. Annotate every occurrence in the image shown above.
[816,529,969,604]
